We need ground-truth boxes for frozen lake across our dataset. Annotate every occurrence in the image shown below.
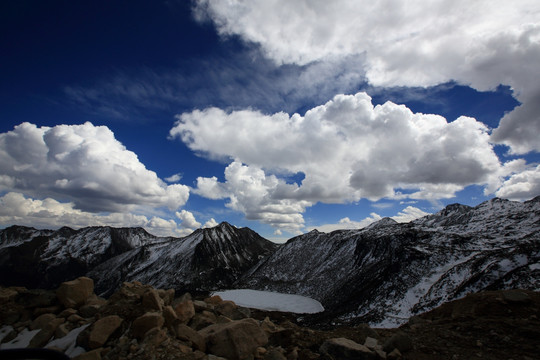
[212,289,324,314]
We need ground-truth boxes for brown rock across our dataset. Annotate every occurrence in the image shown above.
[162,305,179,328]
[58,308,78,318]
[73,348,102,360]
[204,295,223,304]
[142,288,163,311]
[31,313,57,330]
[199,318,268,360]
[29,317,64,348]
[387,348,402,360]
[55,323,70,338]
[190,310,217,330]
[175,300,195,323]
[382,332,412,353]
[56,277,94,308]
[88,315,123,349]
[157,288,175,305]
[320,338,376,360]
[132,312,164,340]
[175,323,206,352]
[0,288,18,303]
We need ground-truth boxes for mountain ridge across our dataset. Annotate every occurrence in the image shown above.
[0,198,539,327]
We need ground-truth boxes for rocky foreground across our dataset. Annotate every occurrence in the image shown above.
[1,277,539,360]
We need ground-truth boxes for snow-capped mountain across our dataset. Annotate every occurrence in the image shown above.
[0,197,538,327]
[0,225,160,288]
[238,196,540,327]
[88,222,278,295]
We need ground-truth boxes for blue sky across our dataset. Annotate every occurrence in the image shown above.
[1,0,539,241]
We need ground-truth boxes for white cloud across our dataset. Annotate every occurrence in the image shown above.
[172,92,504,206]
[175,209,202,232]
[165,173,182,183]
[0,122,189,212]
[391,206,431,223]
[309,213,382,233]
[308,205,430,233]
[203,218,219,228]
[495,165,540,201]
[193,161,311,234]
[194,0,540,154]
[0,192,189,237]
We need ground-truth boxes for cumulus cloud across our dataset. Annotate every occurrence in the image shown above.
[495,165,540,201]
[193,161,311,233]
[165,173,182,183]
[173,92,504,206]
[309,213,382,233]
[175,209,202,233]
[391,206,431,223]
[307,205,430,233]
[0,192,189,237]
[194,0,540,154]
[202,218,219,228]
[0,122,189,213]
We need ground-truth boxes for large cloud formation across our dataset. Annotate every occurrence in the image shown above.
[171,92,519,232]
[0,122,189,213]
[193,0,540,154]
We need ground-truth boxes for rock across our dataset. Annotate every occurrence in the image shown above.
[73,348,102,360]
[162,305,178,328]
[0,288,18,303]
[56,277,94,308]
[199,318,268,360]
[364,336,379,350]
[58,308,78,318]
[320,337,376,360]
[387,348,402,360]
[175,323,206,351]
[190,310,217,330]
[131,312,164,340]
[382,332,412,353]
[88,315,123,349]
[142,288,163,311]
[174,300,195,323]
[193,299,212,312]
[205,295,223,305]
[502,290,531,304]
[157,288,175,305]
[264,347,287,360]
[29,317,64,347]
[55,323,70,338]
[79,304,101,318]
[31,313,57,330]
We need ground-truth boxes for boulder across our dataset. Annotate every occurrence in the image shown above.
[131,312,164,340]
[190,310,217,330]
[382,332,413,353]
[29,317,64,348]
[199,318,268,360]
[320,338,376,360]
[88,315,123,349]
[142,288,163,312]
[56,277,94,308]
[174,300,195,323]
[174,323,206,351]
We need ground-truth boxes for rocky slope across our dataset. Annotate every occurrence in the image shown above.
[88,222,278,296]
[0,226,160,289]
[239,197,540,326]
[1,278,539,360]
[1,197,539,328]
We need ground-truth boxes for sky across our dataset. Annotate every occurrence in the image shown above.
[1,0,539,241]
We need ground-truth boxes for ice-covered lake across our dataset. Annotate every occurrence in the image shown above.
[212,289,324,314]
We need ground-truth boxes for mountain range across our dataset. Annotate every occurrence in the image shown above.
[1,196,539,327]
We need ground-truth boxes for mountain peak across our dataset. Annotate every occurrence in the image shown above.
[366,217,398,229]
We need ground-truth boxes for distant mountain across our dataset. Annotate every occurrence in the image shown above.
[1,197,539,327]
[0,225,160,288]
[88,222,278,295]
[238,196,540,326]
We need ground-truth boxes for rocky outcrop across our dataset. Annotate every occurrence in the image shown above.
[0,277,411,360]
